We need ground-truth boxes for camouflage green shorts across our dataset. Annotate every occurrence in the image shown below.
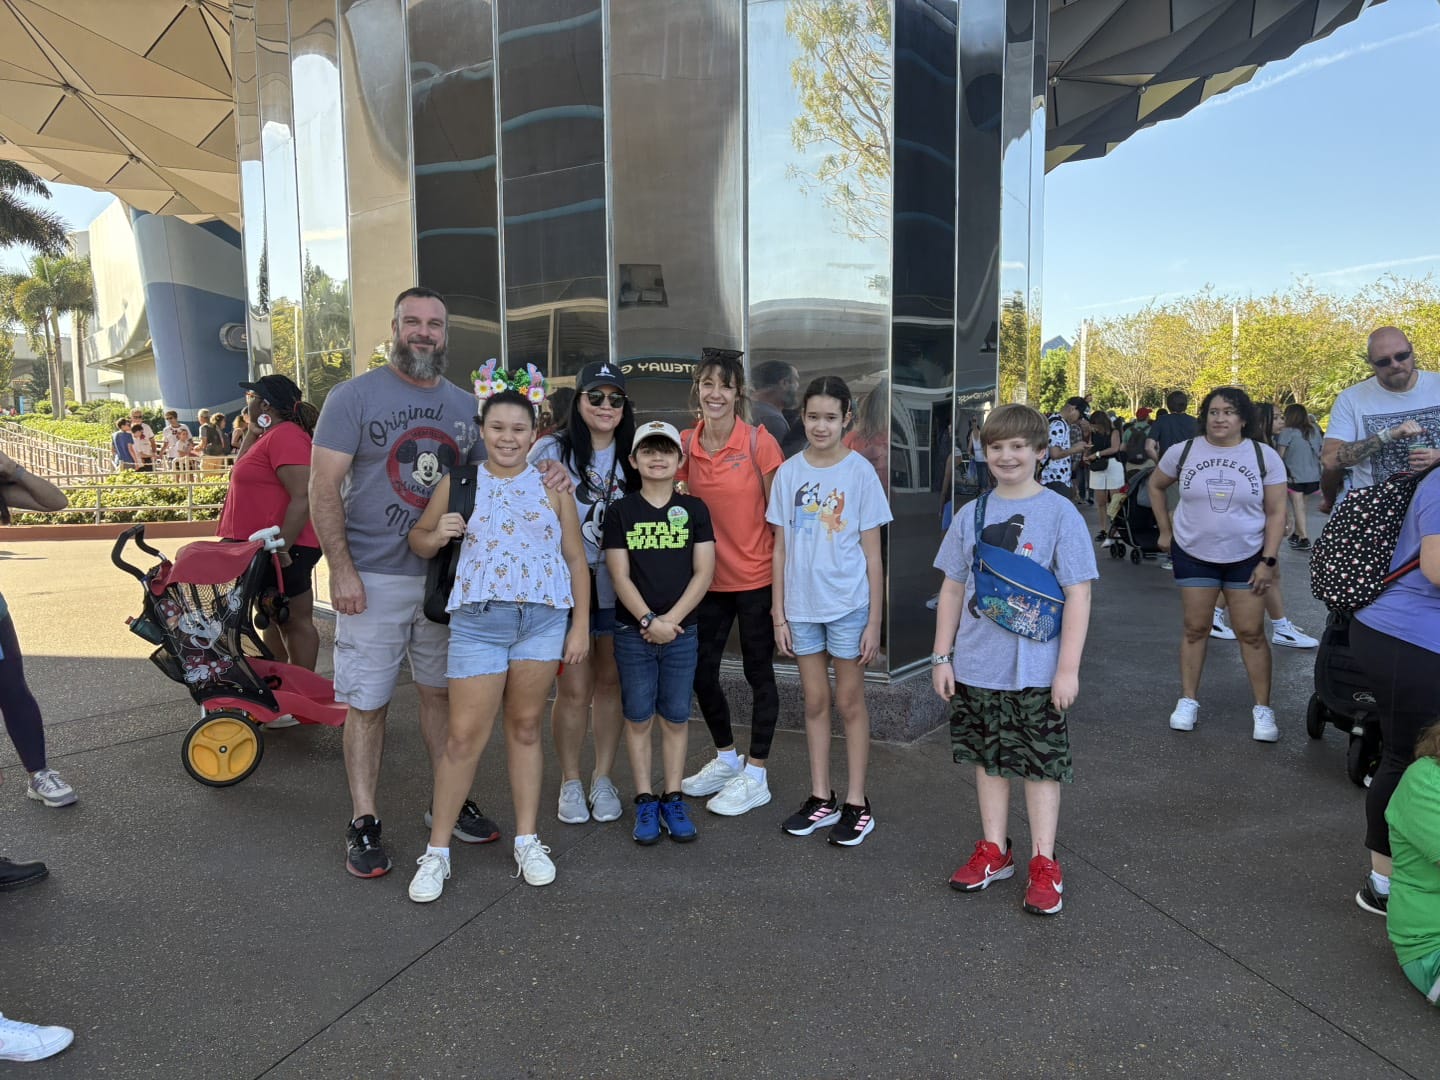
[948,683,1072,783]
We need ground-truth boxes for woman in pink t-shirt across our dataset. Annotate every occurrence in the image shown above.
[217,374,322,670]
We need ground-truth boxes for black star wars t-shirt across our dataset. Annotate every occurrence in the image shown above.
[602,492,714,627]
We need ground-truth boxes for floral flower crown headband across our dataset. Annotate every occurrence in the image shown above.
[472,359,548,405]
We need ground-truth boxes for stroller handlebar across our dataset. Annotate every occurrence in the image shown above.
[111,524,165,583]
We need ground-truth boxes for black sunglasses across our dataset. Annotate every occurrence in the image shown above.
[1371,348,1412,368]
[585,390,626,408]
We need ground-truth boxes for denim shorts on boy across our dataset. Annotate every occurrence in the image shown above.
[790,604,869,660]
[447,600,568,679]
[580,605,615,638]
[613,624,699,724]
[334,571,449,710]
[949,683,1073,783]
[1170,541,1262,590]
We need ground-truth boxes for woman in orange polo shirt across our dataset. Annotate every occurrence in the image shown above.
[677,349,786,817]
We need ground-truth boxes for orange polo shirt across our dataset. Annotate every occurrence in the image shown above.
[678,418,784,592]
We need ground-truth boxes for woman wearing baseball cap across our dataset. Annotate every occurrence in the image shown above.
[218,374,323,671]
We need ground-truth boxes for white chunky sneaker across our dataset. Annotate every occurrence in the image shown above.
[26,768,76,808]
[706,772,772,816]
[408,851,450,903]
[1210,610,1236,640]
[0,1013,74,1062]
[1169,698,1199,732]
[513,839,556,886]
[681,755,744,797]
[1271,623,1319,649]
[1252,705,1280,743]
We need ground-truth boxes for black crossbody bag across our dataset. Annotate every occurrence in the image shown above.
[423,464,479,625]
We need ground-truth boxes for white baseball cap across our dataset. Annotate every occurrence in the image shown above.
[631,420,683,454]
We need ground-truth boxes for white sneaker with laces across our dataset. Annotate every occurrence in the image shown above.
[706,772,772,816]
[1271,623,1318,649]
[513,839,556,886]
[681,755,744,797]
[26,768,76,808]
[408,851,450,903]
[1169,698,1199,732]
[1252,705,1280,743]
[1209,610,1236,640]
[0,1013,74,1062]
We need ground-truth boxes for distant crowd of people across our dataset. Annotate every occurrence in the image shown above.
[110,406,246,473]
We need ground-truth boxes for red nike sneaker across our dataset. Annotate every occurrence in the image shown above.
[1023,854,1064,915]
[949,838,1014,892]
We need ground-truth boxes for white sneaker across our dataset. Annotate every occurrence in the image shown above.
[1100,539,1113,548]
[267,713,300,728]
[1169,698,1199,732]
[0,1013,74,1062]
[26,768,76,808]
[706,772,772,816]
[1271,623,1318,649]
[556,778,591,824]
[1253,705,1280,743]
[1210,610,1236,640]
[513,839,556,886]
[681,755,745,797]
[408,851,450,903]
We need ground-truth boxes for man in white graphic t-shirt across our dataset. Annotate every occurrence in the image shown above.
[1321,326,1440,508]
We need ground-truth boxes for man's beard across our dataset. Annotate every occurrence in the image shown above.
[391,336,448,380]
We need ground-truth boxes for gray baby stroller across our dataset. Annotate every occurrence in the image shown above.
[1104,464,1161,565]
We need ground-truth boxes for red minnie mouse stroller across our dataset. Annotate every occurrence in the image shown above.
[112,524,346,786]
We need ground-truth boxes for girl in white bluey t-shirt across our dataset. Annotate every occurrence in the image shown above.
[766,376,892,847]
[1150,386,1287,743]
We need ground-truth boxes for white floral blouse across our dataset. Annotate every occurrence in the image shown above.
[447,465,574,611]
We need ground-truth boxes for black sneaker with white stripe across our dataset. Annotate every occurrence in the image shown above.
[345,815,391,878]
[781,792,840,836]
[827,799,875,847]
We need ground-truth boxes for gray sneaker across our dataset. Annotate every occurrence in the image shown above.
[557,778,591,824]
[26,769,76,808]
[588,776,623,823]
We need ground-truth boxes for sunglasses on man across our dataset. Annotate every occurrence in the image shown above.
[1371,348,1412,368]
[585,390,626,408]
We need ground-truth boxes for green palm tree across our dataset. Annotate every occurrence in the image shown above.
[0,254,95,412]
[0,162,68,256]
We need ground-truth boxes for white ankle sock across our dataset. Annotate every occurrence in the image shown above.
[744,762,767,782]
[1371,870,1391,895]
[426,844,450,861]
[718,748,742,769]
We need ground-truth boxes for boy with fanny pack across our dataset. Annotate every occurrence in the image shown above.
[929,404,1097,915]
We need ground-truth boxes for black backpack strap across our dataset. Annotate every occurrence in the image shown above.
[1251,439,1267,481]
[1174,437,1195,473]
[450,463,478,520]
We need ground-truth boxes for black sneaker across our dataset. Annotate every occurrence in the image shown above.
[1297,537,1311,551]
[827,799,875,847]
[345,815,391,878]
[1356,877,1388,916]
[424,800,501,845]
[781,792,841,836]
[0,856,49,891]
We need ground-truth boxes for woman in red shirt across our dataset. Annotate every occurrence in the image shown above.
[676,349,785,816]
[217,374,322,670]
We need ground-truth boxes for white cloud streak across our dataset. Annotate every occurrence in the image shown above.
[1311,254,1440,279]
[1198,22,1440,110]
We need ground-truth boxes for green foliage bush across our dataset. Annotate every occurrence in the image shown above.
[4,414,114,448]
[8,471,228,525]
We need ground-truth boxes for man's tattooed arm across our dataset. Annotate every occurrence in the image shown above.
[1334,433,1385,467]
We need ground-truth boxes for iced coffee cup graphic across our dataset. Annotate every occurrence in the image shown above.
[1206,476,1236,513]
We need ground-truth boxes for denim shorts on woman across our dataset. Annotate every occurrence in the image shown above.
[790,604,869,660]
[612,623,699,724]
[1170,542,1262,590]
[447,600,569,679]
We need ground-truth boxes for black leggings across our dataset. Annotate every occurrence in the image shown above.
[692,587,779,761]
[1351,618,1440,856]
[0,615,47,773]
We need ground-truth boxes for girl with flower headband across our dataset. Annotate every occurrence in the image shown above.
[405,367,591,902]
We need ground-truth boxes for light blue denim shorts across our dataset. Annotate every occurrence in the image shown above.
[790,604,869,661]
[447,600,568,679]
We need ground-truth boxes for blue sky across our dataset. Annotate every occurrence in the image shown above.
[1044,1,1440,341]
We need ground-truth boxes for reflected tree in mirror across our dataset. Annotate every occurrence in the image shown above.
[786,0,892,241]
[998,290,1040,405]
[270,259,354,407]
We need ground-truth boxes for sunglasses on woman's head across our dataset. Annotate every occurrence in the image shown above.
[585,390,626,408]
[1371,348,1412,368]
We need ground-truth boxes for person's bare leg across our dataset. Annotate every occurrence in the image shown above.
[589,635,624,783]
[261,622,289,663]
[551,657,593,782]
[660,719,689,794]
[796,653,834,799]
[278,590,319,671]
[1094,487,1110,536]
[625,717,654,795]
[976,768,1010,848]
[832,657,870,805]
[1225,586,1272,707]
[502,660,560,838]
[415,683,450,772]
[428,673,505,847]
[1024,779,1060,859]
[1288,490,1308,540]
[1179,586,1220,699]
[344,704,389,821]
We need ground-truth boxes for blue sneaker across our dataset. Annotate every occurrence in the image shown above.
[632,794,661,845]
[658,792,697,843]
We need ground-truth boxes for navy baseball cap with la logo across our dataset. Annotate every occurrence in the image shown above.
[578,360,626,392]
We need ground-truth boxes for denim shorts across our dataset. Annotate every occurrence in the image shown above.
[577,606,615,638]
[447,600,569,679]
[790,604,869,660]
[612,623,699,724]
[1170,542,1261,590]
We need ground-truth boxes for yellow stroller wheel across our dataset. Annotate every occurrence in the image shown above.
[182,709,264,787]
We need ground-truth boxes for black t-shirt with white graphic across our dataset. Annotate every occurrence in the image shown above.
[602,492,714,627]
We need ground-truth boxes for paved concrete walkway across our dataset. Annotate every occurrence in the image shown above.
[1,527,1436,1078]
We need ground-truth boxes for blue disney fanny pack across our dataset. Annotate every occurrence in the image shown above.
[971,494,1065,642]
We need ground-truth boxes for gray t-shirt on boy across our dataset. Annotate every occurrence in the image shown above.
[312,365,483,577]
[934,488,1097,692]
[529,434,626,609]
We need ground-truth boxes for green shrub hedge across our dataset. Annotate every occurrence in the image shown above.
[1,415,116,449]
[9,471,228,525]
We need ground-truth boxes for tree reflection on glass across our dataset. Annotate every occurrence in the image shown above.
[998,290,1041,405]
[785,0,892,241]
